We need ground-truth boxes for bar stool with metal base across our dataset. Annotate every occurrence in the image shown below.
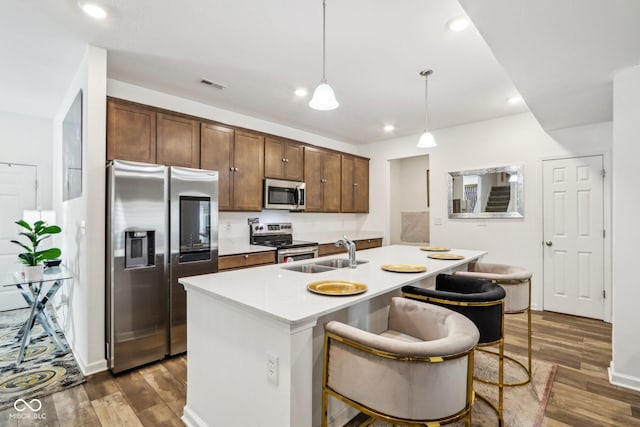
[403,274,506,427]
[455,262,533,386]
[322,297,480,427]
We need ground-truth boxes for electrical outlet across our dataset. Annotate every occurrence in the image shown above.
[267,352,278,385]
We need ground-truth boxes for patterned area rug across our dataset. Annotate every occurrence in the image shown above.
[347,349,556,427]
[0,309,85,410]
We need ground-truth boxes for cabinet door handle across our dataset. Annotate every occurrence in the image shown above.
[244,254,249,259]
[282,158,286,162]
[285,158,289,163]
[234,167,239,172]
[229,167,234,171]
[545,241,553,246]
[353,183,358,187]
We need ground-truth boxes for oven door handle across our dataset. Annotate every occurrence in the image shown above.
[278,246,318,257]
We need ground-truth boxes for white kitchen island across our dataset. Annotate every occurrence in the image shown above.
[179,245,486,427]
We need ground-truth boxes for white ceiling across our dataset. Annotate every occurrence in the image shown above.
[2,1,638,144]
[459,0,640,131]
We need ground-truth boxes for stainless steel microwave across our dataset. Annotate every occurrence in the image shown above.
[263,178,306,210]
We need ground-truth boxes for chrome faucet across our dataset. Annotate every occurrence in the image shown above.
[335,236,357,268]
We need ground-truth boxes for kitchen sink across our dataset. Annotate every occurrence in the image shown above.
[281,258,369,273]
[313,259,369,268]
[281,264,336,273]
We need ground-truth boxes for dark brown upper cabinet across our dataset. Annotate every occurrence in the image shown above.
[156,113,200,168]
[264,136,304,181]
[341,155,369,213]
[107,99,157,163]
[304,147,341,213]
[201,124,264,211]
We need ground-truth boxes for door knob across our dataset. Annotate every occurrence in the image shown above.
[545,241,553,246]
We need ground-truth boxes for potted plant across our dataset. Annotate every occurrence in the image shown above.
[10,219,62,282]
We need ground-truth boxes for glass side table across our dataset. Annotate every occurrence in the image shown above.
[2,266,72,364]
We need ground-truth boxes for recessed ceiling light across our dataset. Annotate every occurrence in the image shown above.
[507,96,523,104]
[79,2,107,19]
[294,88,308,97]
[447,17,470,32]
[383,124,395,132]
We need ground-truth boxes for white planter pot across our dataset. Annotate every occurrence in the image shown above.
[23,265,44,283]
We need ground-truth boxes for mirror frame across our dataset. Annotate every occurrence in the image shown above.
[447,164,524,219]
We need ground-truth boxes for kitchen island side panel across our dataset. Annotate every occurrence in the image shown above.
[183,287,316,427]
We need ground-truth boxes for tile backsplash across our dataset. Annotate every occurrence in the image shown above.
[218,211,367,241]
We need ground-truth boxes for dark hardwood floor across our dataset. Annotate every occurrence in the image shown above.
[506,311,640,427]
[1,311,639,426]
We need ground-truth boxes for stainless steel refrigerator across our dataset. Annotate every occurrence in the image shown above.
[106,160,218,373]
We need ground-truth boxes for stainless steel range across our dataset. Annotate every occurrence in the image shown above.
[250,222,318,263]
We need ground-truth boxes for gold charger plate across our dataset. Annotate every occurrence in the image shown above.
[381,264,427,273]
[420,246,450,252]
[307,280,368,296]
[427,253,465,260]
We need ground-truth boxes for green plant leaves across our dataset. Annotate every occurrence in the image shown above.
[10,219,62,266]
[15,219,32,231]
[35,248,62,262]
[42,225,61,234]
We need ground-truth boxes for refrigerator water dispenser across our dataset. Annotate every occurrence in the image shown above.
[124,230,155,269]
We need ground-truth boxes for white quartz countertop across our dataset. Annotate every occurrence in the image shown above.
[218,239,275,256]
[181,245,486,327]
[296,230,383,245]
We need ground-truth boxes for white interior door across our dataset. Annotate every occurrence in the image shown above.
[0,163,37,311]
[543,156,604,319]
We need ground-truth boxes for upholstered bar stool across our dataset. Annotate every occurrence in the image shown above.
[322,297,480,427]
[402,274,506,427]
[455,262,533,386]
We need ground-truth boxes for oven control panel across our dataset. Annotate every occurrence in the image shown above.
[250,222,292,236]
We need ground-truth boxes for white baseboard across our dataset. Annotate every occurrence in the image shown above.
[182,406,208,427]
[66,336,108,376]
[609,361,640,392]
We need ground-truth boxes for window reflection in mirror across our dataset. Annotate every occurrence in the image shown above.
[448,165,523,218]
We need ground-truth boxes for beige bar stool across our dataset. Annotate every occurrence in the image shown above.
[322,297,479,427]
[455,262,533,386]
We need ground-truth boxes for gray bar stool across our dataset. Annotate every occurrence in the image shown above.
[455,262,533,386]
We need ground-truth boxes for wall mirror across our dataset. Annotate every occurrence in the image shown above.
[448,165,524,219]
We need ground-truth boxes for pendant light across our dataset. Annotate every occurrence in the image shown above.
[309,0,339,111]
[417,69,436,148]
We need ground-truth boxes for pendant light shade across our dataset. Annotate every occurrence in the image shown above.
[417,69,436,148]
[309,0,339,111]
[309,82,339,111]
[417,131,436,148]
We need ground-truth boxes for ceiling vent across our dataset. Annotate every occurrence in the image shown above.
[200,79,225,90]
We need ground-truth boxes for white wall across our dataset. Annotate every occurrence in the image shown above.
[360,113,612,311]
[0,112,53,208]
[389,155,430,244]
[52,46,107,375]
[610,64,640,391]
